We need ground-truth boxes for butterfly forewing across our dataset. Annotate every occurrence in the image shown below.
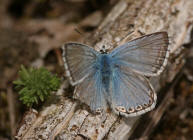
[62,43,99,85]
[110,32,169,76]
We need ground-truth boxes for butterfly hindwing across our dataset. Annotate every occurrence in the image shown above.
[110,32,169,76]
[74,69,107,112]
[109,64,157,117]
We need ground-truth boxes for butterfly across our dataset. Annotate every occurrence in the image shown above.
[62,32,169,117]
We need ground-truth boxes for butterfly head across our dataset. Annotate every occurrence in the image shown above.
[99,45,108,54]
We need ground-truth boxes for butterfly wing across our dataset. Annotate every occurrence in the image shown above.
[109,64,156,117]
[62,43,99,86]
[74,69,107,112]
[62,43,107,112]
[110,32,169,76]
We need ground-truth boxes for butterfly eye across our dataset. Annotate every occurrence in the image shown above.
[100,45,108,54]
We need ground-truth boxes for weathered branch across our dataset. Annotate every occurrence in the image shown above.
[16,0,193,139]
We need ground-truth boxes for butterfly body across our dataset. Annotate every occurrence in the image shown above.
[97,54,113,93]
[62,32,170,117]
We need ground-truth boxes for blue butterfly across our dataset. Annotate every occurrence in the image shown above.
[62,32,169,117]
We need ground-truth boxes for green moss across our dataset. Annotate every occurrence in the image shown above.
[13,65,61,107]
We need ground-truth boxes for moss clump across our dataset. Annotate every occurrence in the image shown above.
[13,65,61,107]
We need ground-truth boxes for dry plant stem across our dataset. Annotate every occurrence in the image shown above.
[15,0,193,139]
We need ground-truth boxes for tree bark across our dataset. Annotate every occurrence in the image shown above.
[15,0,193,139]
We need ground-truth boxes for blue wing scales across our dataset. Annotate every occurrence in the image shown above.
[110,32,169,76]
[74,69,107,112]
[62,43,99,85]
[62,43,107,112]
[109,65,156,117]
